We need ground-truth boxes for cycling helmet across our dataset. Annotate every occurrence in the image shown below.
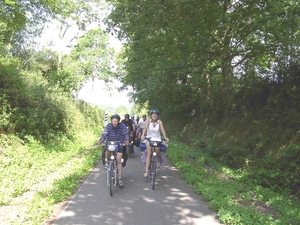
[150,109,159,115]
[111,114,121,121]
[142,114,146,118]
[124,114,129,118]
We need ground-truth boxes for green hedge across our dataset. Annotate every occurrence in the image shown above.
[167,141,300,225]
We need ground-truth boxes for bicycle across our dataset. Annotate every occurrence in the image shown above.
[145,137,166,190]
[105,141,123,196]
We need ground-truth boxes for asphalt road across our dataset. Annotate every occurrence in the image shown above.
[53,147,222,225]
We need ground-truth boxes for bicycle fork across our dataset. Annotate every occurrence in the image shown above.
[149,152,157,176]
[107,162,117,186]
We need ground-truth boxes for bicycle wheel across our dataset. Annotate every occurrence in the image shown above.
[151,157,156,189]
[101,149,106,166]
[109,161,114,196]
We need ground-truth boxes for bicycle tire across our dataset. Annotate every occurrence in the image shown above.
[129,144,134,153]
[151,157,156,189]
[149,157,153,181]
[109,161,114,196]
[101,149,106,166]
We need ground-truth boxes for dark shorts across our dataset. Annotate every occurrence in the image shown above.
[106,143,125,153]
[117,145,124,153]
[107,145,124,153]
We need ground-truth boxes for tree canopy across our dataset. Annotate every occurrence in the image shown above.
[106,0,300,196]
[0,0,114,138]
[106,0,300,118]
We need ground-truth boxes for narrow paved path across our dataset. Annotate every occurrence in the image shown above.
[53,148,221,225]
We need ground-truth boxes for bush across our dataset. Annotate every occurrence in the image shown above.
[0,71,104,141]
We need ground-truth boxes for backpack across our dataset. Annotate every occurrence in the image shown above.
[122,147,128,167]
[135,137,141,147]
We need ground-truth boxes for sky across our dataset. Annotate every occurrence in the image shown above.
[77,78,132,109]
[76,34,132,108]
[37,20,132,109]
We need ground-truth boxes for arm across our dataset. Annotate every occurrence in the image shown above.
[159,120,169,142]
[98,124,109,144]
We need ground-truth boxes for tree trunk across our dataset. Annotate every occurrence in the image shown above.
[221,51,234,117]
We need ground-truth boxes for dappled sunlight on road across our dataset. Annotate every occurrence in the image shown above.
[141,196,156,203]
[53,151,221,225]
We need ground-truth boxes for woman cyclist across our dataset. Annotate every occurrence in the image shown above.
[141,109,169,178]
[98,114,129,187]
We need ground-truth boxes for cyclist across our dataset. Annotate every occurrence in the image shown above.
[97,114,129,187]
[137,114,147,137]
[122,114,136,152]
[121,114,136,132]
[131,115,137,125]
[141,109,169,178]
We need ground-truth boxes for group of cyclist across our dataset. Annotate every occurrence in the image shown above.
[97,109,169,187]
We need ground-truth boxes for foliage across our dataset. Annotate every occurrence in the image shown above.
[0,131,99,206]
[64,27,115,92]
[0,0,112,142]
[106,0,300,199]
[20,144,100,225]
[0,95,14,133]
[0,69,103,141]
[107,0,300,118]
[0,132,101,224]
[115,105,130,118]
[131,102,149,117]
[167,141,300,225]
[1,0,74,56]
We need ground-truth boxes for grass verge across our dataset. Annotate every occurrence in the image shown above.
[0,132,102,225]
[167,141,300,225]
[13,146,100,225]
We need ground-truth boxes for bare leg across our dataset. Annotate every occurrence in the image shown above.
[145,145,151,174]
[116,152,124,186]
[156,147,161,166]
[116,152,123,177]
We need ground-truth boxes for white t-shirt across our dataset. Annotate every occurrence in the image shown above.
[139,119,147,129]
[132,118,137,125]
[146,119,161,141]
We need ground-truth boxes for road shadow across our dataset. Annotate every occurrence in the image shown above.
[53,150,221,225]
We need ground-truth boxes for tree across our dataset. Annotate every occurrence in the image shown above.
[61,28,115,94]
[115,106,129,117]
[106,0,300,119]
[1,0,74,55]
[51,0,109,70]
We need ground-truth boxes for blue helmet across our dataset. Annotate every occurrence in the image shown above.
[111,114,120,121]
[150,109,159,115]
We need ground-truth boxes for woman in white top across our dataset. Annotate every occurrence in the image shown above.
[141,109,169,178]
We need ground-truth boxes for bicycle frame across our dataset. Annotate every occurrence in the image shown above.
[146,137,162,190]
[105,141,121,196]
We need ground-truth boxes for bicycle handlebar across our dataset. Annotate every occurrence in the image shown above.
[145,136,167,142]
